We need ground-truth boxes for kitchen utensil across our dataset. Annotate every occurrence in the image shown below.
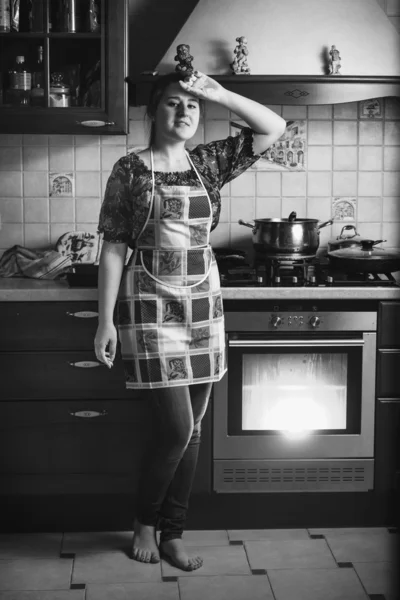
[328,240,400,273]
[328,224,385,252]
[238,211,333,257]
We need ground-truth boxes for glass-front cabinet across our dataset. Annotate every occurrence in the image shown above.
[0,0,128,134]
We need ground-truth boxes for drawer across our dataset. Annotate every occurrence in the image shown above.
[0,351,137,400]
[0,302,100,351]
[377,350,400,398]
[378,302,400,348]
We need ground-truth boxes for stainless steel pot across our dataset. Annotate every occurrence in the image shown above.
[238,211,333,257]
[328,225,385,252]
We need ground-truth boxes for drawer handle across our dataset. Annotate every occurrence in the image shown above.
[69,410,108,418]
[66,311,99,319]
[68,361,102,368]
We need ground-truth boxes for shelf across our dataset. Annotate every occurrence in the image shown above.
[130,74,400,106]
[0,33,101,39]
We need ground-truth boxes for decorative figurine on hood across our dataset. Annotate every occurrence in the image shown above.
[329,45,342,75]
[231,36,250,75]
[174,44,194,74]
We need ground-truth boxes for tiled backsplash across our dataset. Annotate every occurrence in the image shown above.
[0,98,399,259]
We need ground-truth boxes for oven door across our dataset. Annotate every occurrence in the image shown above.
[213,332,376,461]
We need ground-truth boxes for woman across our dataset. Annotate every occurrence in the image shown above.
[95,70,286,571]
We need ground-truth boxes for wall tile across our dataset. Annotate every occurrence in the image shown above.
[282,105,307,119]
[101,171,111,197]
[220,182,230,197]
[24,198,49,223]
[359,121,383,145]
[0,134,22,145]
[75,172,101,197]
[205,102,229,120]
[188,123,204,147]
[354,222,382,240]
[333,121,358,145]
[101,146,126,171]
[333,146,358,170]
[357,197,383,222]
[0,198,23,222]
[23,172,48,197]
[307,146,332,170]
[101,135,127,146]
[256,172,281,196]
[24,223,49,247]
[205,120,230,143]
[23,146,49,171]
[219,197,230,222]
[383,197,400,221]
[49,146,75,172]
[358,172,383,196]
[333,103,358,119]
[308,121,332,145]
[281,172,307,196]
[128,105,146,120]
[385,98,400,120]
[75,135,100,146]
[384,121,400,144]
[383,171,400,196]
[0,223,23,247]
[255,197,281,218]
[332,171,357,195]
[210,222,230,247]
[230,196,255,223]
[0,172,23,197]
[75,146,100,171]
[48,135,74,146]
[127,120,149,147]
[265,104,282,116]
[308,105,332,120]
[76,222,98,234]
[231,172,255,197]
[50,197,74,222]
[75,197,101,222]
[358,146,383,171]
[229,222,253,253]
[50,223,75,244]
[384,146,400,170]
[0,147,22,171]
[307,172,332,196]
[23,134,48,145]
[281,197,307,217]
[306,197,333,221]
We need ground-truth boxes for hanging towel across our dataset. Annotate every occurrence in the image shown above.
[0,245,72,279]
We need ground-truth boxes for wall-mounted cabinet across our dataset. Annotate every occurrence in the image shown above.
[0,0,128,134]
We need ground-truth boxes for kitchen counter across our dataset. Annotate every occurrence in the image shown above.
[1,277,400,300]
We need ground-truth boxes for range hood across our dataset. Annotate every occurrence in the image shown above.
[128,0,400,106]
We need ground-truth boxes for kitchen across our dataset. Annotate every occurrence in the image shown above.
[0,0,400,598]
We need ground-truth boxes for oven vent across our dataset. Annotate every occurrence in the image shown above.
[214,460,374,492]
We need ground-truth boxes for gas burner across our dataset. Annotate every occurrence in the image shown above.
[254,254,317,286]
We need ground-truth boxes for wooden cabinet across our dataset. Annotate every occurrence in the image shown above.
[0,1,128,134]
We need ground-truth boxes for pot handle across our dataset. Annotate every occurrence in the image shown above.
[338,224,359,239]
[238,219,256,229]
[317,218,334,230]
[288,211,297,222]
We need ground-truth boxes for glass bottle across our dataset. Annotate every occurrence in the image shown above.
[0,0,11,32]
[31,46,45,107]
[8,56,32,106]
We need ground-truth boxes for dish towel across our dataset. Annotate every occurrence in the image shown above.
[0,245,72,279]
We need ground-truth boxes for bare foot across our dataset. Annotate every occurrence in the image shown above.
[131,519,160,563]
[160,538,203,571]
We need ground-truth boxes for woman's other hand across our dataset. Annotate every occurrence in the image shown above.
[179,71,226,104]
[94,322,117,368]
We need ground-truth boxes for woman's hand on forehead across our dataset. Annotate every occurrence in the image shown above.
[179,71,226,104]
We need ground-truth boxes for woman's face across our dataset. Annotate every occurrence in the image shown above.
[154,82,200,143]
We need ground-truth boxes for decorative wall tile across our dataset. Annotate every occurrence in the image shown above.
[332,171,357,196]
[308,121,332,145]
[0,198,23,222]
[359,121,383,145]
[252,120,306,171]
[333,121,358,145]
[24,198,49,223]
[332,197,357,221]
[307,146,332,170]
[358,146,383,170]
[358,171,382,196]
[357,197,383,222]
[333,146,357,170]
[333,102,358,119]
[281,172,307,196]
[0,147,22,171]
[49,146,74,172]
[359,98,383,119]
[307,172,332,196]
[23,146,49,171]
[49,172,74,197]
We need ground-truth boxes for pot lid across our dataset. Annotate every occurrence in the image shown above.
[329,244,400,261]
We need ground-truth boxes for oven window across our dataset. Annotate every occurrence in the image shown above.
[228,345,362,436]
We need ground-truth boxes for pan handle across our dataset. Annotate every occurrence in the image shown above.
[238,219,256,229]
[317,218,334,230]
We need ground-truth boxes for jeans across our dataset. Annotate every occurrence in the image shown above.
[135,382,213,543]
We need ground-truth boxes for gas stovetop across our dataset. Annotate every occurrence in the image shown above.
[219,256,400,288]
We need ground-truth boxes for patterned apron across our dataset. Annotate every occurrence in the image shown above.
[117,150,227,389]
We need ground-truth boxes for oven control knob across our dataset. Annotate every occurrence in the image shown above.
[270,315,282,328]
[309,316,320,328]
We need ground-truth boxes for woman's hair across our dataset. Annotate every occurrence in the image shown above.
[145,72,203,146]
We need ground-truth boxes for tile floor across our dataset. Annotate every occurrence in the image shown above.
[0,528,398,599]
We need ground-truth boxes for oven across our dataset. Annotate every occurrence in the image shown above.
[213,301,377,493]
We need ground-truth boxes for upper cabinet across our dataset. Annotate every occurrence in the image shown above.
[0,0,128,134]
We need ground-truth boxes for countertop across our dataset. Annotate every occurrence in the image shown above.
[1,277,400,301]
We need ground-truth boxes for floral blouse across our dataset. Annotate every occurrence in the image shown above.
[97,127,267,247]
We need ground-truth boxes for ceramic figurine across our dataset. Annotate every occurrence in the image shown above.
[174,44,194,74]
[329,45,341,75]
[231,36,251,75]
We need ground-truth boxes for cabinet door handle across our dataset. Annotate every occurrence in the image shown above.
[68,361,102,368]
[66,311,98,318]
[69,410,108,418]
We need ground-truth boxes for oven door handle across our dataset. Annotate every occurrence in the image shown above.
[228,339,364,347]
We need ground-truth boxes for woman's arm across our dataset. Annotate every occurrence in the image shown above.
[95,240,127,367]
[180,71,286,154]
